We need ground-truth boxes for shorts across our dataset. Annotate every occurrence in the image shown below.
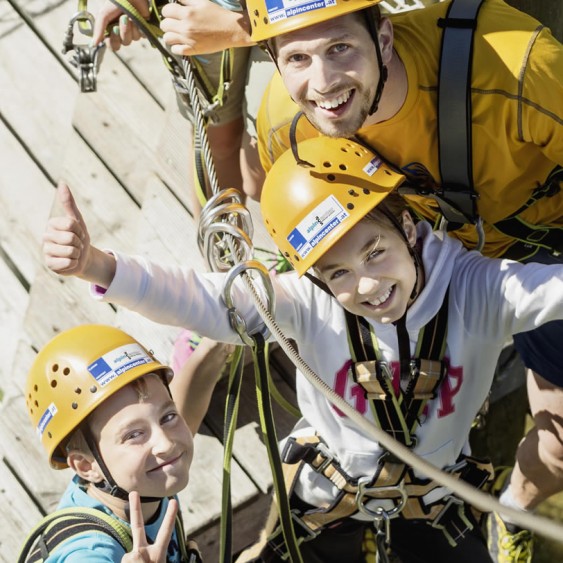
[512,248,563,386]
[175,45,275,138]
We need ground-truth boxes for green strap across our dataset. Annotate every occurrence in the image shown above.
[252,334,304,563]
[219,345,245,563]
[18,507,133,563]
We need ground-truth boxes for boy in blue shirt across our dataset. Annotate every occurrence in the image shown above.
[23,324,205,562]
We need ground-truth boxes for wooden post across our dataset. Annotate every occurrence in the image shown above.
[506,0,563,41]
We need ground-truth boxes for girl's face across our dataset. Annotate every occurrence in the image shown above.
[90,374,193,499]
[315,212,419,324]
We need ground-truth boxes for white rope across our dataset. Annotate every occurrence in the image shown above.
[237,274,563,544]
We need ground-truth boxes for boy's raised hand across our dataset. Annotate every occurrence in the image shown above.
[43,182,116,288]
[123,491,178,562]
[43,183,92,277]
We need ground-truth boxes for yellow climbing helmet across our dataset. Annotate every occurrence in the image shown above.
[260,136,405,276]
[246,0,382,42]
[25,324,173,470]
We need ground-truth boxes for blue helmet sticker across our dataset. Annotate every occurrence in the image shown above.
[88,343,154,387]
[265,0,337,23]
[36,402,58,439]
[288,195,349,259]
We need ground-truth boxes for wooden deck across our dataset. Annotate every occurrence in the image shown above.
[0,0,296,559]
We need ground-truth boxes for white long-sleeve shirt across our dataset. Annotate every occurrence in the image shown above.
[95,222,563,510]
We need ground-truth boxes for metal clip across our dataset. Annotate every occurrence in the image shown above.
[198,188,254,272]
[62,11,105,92]
[312,442,335,474]
[356,477,407,520]
[223,260,275,346]
[439,215,485,252]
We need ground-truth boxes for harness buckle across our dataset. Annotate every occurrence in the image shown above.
[267,509,320,561]
[355,477,407,519]
[376,361,394,381]
[430,495,473,547]
[312,442,335,474]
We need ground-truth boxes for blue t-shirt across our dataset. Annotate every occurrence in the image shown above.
[45,476,184,562]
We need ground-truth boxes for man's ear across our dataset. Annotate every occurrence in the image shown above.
[67,451,104,484]
[401,210,417,246]
[378,17,394,64]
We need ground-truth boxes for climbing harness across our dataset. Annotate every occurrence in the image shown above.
[248,289,492,561]
[18,505,202,563]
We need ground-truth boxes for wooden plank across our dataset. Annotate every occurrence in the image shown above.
[0,257,29,397]
[0,5,74,183]
[0,458,44,562]
[0,120,54,285]
[112,36,173,110]
[0,390,72,514]
[6,0,167,204]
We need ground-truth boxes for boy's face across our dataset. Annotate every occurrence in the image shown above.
[315,213,418,324]
[275,13,380,138]
[90,374,193,498]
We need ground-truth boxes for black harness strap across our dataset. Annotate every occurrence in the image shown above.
[436,0,484,226]
[346,287,450,448]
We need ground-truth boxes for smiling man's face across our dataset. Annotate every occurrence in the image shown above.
[275,13,380,138]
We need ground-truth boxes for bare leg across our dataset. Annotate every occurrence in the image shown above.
[240,130,266,201]
[169,336,235,435]
[510,370,563,509]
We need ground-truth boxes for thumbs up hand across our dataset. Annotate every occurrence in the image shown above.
[43,182,116,288]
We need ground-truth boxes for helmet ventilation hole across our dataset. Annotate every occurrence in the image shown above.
[63,367,70,376]
[339,164,347,171]
[75,387,82,394]
[347,203,355,210]
[327,174,336,182]
[348,189,358,197]
[50,380,57,388]
[322,161,331,168]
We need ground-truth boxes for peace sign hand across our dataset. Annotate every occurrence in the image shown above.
[122,491,178,563]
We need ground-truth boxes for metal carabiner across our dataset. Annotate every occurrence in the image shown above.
[222,260,275,346]
[198,188,255,272]
[355,478,408,520]
[62,11,105,93]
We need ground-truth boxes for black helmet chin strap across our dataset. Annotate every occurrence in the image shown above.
[377,206,423,303]
[364,7,388,116]
[80,423,161,504]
